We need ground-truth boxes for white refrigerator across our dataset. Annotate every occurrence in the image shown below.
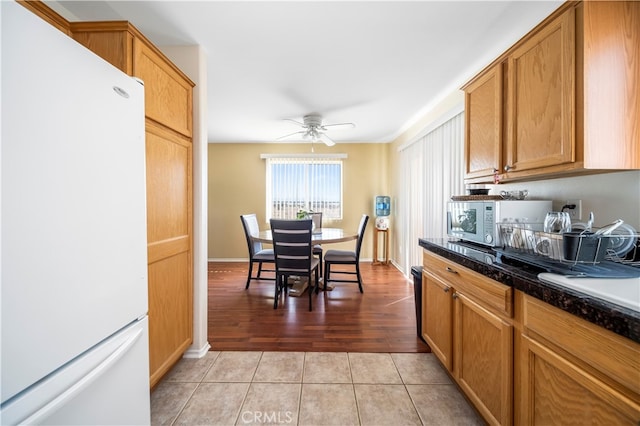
[1,2,150,424]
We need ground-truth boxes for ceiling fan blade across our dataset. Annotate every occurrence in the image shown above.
[322,122,356,129]
[277,130,306,140]
[283,118,306,127]
[318,133,336,147]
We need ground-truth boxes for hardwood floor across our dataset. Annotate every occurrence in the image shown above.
[208,261,431,353]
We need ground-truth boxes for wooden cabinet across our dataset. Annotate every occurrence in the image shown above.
[463,1,640,183]
[505,7,576,176]
[455,293,513,426]
[582,1,640,169]
[519,294,640,425]
[464,63,503,180]
[71,22,194,388]
[423,251,513,425]
[422,270,453,370]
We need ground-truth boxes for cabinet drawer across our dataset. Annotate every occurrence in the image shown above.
[523,295,640,397]
[423,251,513,318]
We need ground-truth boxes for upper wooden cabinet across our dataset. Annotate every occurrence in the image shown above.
[71,22,193,138]
[506,7,576,175]
[463,1,640,183]
[582,1,640,169]
[464,63,503,180]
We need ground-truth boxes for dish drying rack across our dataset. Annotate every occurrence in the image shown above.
[497,222,640,267]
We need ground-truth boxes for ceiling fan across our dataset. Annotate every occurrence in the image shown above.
[277,113,355,147]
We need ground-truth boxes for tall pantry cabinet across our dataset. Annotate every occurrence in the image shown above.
[70,22,195,388]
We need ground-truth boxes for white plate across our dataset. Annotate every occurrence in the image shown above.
[607,223,637,257]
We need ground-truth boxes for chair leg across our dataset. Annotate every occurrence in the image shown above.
[246,261,254,289]
[323,263,329,291]
[308,273,313,312]
[274,275,281,309]
[356,263,364,293]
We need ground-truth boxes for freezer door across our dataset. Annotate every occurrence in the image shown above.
[1,1,148,403]
[0,318,150,425]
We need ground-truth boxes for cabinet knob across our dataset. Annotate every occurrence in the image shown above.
[492,167,498,173]
[443,286,450,293]
[445,267,458,274]
[504,165,513,172]
[452,292,459,299]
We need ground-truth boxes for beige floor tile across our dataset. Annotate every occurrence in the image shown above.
[303,352,352,383]
[150,382,198,425]
[406,384,484,425]
[173,382,249,425]
[163,351,220,382]
[348,353,402,384]
[354,384,422,425]
[391,353,453,385]
[298,383,359,426]
[237,383,301,425]
[203,351,262,382]
[253,351,305,383]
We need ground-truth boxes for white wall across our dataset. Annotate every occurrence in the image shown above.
[161,45,210,358]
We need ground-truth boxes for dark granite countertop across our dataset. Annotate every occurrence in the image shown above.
[419,238,640,344]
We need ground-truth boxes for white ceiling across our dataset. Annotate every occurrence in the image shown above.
[47,1,563,144]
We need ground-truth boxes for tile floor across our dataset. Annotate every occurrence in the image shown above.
[151,351,484,425]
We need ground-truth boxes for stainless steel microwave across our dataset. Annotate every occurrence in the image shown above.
[447,200,552,246]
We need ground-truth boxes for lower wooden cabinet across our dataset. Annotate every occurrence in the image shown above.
[422,250,640,425]
[422,270,453,370]
[455,293,513,425]
[422,251,514,425]
[520,336,640,425]
[519,294,640,425]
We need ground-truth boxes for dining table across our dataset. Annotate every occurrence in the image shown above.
[251,227,358,245]
[251,227,357,290]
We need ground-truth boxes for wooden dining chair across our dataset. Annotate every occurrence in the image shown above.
[240,214,275,289]
[270,219,320,311]
[323,214,369,293]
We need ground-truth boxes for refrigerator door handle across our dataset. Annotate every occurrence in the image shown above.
[3,324,145,425]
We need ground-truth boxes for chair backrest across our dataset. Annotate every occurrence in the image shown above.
[309,212,322,229]
[354,214,370,259]
[270,219,314,275]
[240,214,263,257]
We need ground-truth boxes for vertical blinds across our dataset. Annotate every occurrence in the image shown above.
[397,112,465,274]
[265,156,344,220]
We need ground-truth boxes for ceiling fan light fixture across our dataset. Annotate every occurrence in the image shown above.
[278,113,353,147]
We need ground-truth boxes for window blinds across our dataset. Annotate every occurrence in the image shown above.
[397,112,465,274]
[264,156,344,220]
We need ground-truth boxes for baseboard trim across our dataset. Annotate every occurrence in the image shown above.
[183,341,211,359]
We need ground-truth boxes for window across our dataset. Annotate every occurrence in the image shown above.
[262,154,346,220]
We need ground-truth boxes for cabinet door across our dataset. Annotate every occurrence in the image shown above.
[454,292,513,426]
[520,336,640,425]
[133,38,193,138]
[146,121,193,387]
[422,271,453,371]
[506,8,575,174]
[464,64,503,180]
[583,1,640,169]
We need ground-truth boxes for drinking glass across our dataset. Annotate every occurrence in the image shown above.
[543,212,571,233]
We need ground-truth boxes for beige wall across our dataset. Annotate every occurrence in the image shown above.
[208,142,389,260]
